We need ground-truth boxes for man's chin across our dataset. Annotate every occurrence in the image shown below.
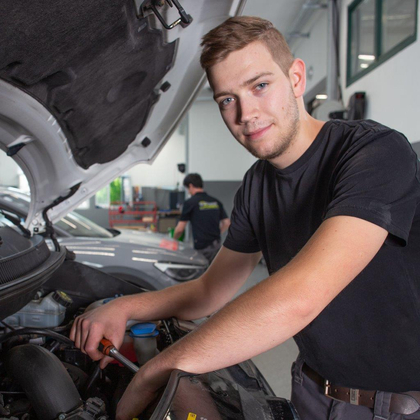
[246,146,282,161]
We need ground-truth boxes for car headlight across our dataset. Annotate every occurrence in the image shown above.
[154,263,206,281]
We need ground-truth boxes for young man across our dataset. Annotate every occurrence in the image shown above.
[71,17,420,420]
[173,173,230,263]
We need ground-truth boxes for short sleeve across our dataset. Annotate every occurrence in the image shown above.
[179,199,194,222]
[224,182,261,253]
[324,130,420,246]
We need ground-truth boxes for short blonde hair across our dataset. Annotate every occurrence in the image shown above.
[200,16,294,77]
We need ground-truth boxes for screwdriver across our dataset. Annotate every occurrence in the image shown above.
[98,338,139,374]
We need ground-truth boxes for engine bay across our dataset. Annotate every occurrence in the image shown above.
[0,228,298,420]
[0,287,192,420]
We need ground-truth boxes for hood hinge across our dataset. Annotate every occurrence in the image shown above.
[143,0,193,30]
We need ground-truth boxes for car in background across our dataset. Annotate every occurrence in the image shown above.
[0,187,208,290]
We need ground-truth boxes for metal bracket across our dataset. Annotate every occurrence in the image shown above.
[148,0,193,30]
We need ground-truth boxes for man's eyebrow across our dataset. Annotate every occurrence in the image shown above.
[213,72,274,100]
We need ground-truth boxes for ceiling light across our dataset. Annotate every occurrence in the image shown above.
[358,54,375,61]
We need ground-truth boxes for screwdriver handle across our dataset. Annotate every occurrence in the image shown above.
[98,338,115,356]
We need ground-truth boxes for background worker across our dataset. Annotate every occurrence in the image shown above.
[173,173,230,263]
[71,16,420,420]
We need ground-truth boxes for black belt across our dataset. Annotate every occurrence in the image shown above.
[302,363,420,415]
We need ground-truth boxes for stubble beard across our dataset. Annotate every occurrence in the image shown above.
[240,92,300,161]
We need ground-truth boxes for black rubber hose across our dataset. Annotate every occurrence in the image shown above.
[6,344,83,420]
[82,364,101,398]
[0,328,73,345]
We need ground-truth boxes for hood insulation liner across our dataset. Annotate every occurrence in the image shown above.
[0,0,177,169]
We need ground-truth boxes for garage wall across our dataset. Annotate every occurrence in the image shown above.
[187,99,257,218]
[291,9,328,98]
[188,100,257,181]
[288,1,420,142]
[340,0,420,143]
[126,123,187,190]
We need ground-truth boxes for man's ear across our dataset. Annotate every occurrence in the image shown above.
[288,58,306,99]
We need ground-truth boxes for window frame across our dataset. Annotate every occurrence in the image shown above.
[347,0,418,86]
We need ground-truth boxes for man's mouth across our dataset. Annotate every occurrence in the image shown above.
[244,124,272,141]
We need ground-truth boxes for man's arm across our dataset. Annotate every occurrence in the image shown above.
[70,246,261,367]
[116,215,388,419]
[219,217,230,234]
[173,221,187,240]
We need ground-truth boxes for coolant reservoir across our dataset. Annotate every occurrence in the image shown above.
[3,290,72,328]
[130,323,159,365]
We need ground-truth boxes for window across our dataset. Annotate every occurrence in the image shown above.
[94,176,132,208]
[347,0,417,85]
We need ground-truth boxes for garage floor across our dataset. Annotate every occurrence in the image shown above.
[235,263,299,399]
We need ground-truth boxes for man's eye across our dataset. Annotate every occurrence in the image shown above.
[255,82,268,90]
[220,97,234,107]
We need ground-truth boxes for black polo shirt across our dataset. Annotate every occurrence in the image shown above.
[180,192,228,250]
[224,120,420,392]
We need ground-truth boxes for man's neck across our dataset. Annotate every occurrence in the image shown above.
[269,112,325,170]
[190,188,204,196]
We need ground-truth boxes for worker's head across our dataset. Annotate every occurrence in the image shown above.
[183,173,203,195]
[200,16,306,167]
[200,16,294,79]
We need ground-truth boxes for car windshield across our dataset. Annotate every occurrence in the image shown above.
[0,189,31,214]
[55,212,113,238]
[0,188,113,239]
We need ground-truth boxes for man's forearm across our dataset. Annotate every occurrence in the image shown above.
[112,277,219,323]
[220,218,230,234]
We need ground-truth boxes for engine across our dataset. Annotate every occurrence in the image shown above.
[0,290,191,420]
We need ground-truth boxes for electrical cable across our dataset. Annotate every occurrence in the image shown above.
[0,328,73,346]
[0,321,15,331]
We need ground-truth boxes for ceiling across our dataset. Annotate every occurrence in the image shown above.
[242,0,309,37]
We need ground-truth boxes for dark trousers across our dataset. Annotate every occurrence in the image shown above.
[198,239,221,264]
[291,355,420,420]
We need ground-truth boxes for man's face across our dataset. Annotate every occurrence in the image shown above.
[208,41,300,161]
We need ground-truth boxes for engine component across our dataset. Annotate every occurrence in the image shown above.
[55,397,108,420]
[3,290,72,328]
[6,344,83,420]
[130,322,159,365]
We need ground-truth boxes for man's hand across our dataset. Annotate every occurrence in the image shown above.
[173,221,187,240]
[70,298,130,369]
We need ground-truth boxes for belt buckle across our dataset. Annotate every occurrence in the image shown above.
[324,379,337,400]
[324,380,360,405]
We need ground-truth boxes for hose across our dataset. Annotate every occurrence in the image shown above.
[0,328,73,346]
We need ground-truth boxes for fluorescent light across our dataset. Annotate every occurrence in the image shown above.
[358,54,375,61]
[360,63,369,69]
[316,94,328,100]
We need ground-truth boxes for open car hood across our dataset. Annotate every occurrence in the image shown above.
[0,0,245,232]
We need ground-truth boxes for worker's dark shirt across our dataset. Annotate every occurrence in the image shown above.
[180,192,228,250]
[224,120,420,392]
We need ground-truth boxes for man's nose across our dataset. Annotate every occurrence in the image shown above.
[238,98,259,124]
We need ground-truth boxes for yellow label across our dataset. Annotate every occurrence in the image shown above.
[187,413,197,420]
